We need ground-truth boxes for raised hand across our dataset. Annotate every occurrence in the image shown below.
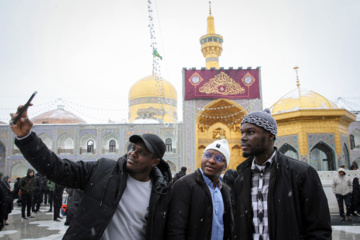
[10,104,34,138]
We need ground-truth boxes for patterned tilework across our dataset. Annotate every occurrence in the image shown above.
[307,133,335,151]
[274,134,299,151]
[300,155,308,163]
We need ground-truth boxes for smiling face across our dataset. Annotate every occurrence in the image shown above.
[127,141,159,181]
[201,149,227,183]
[240,123,275,164]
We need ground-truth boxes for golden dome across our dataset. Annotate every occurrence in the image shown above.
[270,88,338,114]
[128,75,177,123]
[31,105,86,124]
[129,75,177,101]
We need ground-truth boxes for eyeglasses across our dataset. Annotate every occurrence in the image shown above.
[203,151,225,163]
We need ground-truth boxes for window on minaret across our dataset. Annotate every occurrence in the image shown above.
[208,37,213,42]
[87,140,94,153]
[166,138,172,152]
[109,140,116,153]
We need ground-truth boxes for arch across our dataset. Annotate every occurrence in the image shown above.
[38,133,52,150]
[57,133,74,155]
[343,144,350,169]
[87,140,94,153]
[279,143,299,160]
[353,156,360,166]
[101,132,119,154]
[165,138,172,152]
[166,161,176,174]
[351,129,360,149]
[195,99,248,169]
[79,132,96,154]
[11,162,28,179]
[309,141,335,171]
[0,141,5,174]
[109,140,116,153]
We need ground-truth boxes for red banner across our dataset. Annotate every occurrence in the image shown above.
[184,68,260,100]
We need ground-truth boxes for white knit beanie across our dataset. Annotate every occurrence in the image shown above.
[338,168,346,174]
[204,139,230,167]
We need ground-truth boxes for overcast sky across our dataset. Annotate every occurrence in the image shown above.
[1,0,359,123]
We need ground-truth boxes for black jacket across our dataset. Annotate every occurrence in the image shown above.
[19,169,35,195]
[15,132,172,240]
[233,150,332,240]
[167,169,233,240]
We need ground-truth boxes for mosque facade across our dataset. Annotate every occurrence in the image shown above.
[0,9,359,180]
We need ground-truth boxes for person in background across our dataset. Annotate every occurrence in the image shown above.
[0,172,5,231]
[12,177,21,206]
[350,163,360,216]
[53,183,65,222]
[332,167,353,221]
[32,173,43,213]
[19,168,35,220]
[172,166,187,183]
[41,176,50,206]
[167,139,233,240]
[0,176,14,226]
[233,109,331,239]
[47,180,55,212]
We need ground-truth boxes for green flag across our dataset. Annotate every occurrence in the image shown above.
[153,49,163,60]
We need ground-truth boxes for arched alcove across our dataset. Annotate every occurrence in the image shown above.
[195,99,247,169]
[167,161,176,174]
[309,141,335,171]
[351,129,360,149]
[279,143,299,160]
[57,133,74,155]
[101,132,119,154]
[11,162,28,179]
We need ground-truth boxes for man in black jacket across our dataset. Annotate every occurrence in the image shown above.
[10,105,172,240]
[233,109,332,240]
[167,139,233,240]
[19,168,35,220]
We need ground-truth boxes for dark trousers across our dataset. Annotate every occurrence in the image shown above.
[21,193,33,218]
[336,193,352,217]
[53,193,62,220]
[42,190,49,204]
[48,191,54,210]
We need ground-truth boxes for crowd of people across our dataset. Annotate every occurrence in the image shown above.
[0,106,359,239]
[0,168,83,230]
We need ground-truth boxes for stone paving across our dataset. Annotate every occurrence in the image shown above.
[1,204,360,239]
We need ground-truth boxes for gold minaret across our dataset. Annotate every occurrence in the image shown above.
[200,2,223,69]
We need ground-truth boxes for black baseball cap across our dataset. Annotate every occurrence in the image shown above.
[129,134,166,159]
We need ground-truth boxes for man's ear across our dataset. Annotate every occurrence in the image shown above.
[152,157,160,167]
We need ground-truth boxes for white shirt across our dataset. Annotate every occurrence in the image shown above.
[101,175,152,240]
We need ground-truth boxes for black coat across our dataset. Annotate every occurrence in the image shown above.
[233,150,332,240]
[15,132,172,240]
[167,169,233,240]
[19,169,35,195]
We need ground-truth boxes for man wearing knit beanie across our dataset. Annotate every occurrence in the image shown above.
[167,139,233,240]
[233,109,332,239]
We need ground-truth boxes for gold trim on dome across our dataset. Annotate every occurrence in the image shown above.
[199,72,245,95]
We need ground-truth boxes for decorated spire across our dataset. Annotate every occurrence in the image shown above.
[200,2,223,69]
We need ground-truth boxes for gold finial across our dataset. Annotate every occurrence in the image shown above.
[294,66,300,88]
[209,1,212,15]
